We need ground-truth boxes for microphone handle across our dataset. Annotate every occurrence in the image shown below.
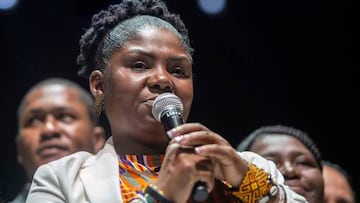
[160,113,209,202]
[191,181,208,202]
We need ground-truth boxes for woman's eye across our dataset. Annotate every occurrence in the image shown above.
[131,62,148,71]
[170,67,191,78]
[172,68,186,77]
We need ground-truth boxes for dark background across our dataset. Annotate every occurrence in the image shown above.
[0,0,357,201]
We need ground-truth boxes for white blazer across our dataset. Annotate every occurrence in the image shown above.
[26,137,307,203]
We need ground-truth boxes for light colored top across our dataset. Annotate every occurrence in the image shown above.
[26,137,308,203]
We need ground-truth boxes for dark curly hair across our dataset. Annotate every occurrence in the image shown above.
[237,124,323,170]
[77,0,193,78]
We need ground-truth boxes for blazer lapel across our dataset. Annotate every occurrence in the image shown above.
[80,140,123,203]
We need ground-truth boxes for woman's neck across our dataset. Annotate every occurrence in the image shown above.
[113,135,168,155]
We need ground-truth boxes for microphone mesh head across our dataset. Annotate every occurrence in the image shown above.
[152,93,184,121]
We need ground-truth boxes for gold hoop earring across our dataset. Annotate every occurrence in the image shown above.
[94,95,104,117]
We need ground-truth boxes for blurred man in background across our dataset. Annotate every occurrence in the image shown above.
[10,78,105,203]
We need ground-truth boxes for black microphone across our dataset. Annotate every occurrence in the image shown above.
[152,92,184,133]
[152,93,209,202]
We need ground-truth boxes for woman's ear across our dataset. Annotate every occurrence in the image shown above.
[89,70,104,98]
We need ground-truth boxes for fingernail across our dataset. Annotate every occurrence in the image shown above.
[166,130,174,139]
[195,146,202,154]
[174,135,184,143]
[166,129,175,139]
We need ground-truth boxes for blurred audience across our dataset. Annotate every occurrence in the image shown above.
[9,78,105,203]
[237,124,324,203]
[322,160,355,203]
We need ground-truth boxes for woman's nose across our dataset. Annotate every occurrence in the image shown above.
[148,66,174,92]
